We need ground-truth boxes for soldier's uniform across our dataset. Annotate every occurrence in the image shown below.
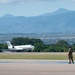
[68,47,74,64]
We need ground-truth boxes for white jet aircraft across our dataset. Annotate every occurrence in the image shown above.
[6,41,34,52]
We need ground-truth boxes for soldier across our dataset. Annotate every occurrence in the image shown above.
[68,46,74,64]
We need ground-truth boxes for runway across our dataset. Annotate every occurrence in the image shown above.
[0,59,75,75]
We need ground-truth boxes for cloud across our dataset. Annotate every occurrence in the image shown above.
[0,0,15,3]
[0,0,75,4]
[0,0,57,4]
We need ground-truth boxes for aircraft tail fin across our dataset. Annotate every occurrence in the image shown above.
[6,41,13,49]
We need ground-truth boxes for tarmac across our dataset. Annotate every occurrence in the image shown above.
[0,59,75,75]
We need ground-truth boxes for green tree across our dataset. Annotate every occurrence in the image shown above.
[56,40,69,48]
[0,44,7,52]
[33,43,45,52]
[12,37,43,45]
[72,44,75,52]
[55,40,69,52]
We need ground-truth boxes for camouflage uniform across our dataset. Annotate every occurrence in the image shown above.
[68,47,74,64]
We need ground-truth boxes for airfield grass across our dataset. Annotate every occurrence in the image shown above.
[0,52,75,60]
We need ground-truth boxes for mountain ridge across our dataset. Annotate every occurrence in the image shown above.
[39,8,72,17]
[0,8,75,33]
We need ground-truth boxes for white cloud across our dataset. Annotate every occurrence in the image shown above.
[0,0,75,4]
[0,0,16,3]
[0,0,57,4]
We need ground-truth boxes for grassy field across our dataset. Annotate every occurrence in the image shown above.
[0,52,75,60]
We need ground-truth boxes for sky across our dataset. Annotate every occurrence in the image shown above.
[0,0,75,17]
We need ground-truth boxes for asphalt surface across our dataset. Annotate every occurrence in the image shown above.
[0,59,75,75]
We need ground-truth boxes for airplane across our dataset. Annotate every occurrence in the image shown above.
[6,41,34,52]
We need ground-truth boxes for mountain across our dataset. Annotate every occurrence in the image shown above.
[41,8,71,16]
[1,14,15,18]
[0,8,75,33]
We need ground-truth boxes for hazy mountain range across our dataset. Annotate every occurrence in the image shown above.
[0,8,75,33]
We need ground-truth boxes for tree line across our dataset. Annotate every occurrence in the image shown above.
[0,37,75,52]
